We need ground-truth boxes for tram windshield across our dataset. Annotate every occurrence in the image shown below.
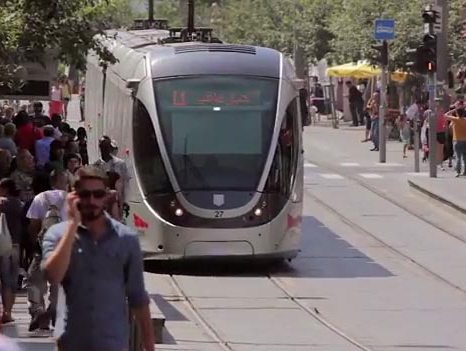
[154,76,278,191]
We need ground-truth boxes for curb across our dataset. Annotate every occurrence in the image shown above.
[408,179,466,216]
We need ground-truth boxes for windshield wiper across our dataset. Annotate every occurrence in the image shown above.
[182,135,209,188]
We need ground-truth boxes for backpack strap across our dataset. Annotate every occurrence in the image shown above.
[43,192,52,209]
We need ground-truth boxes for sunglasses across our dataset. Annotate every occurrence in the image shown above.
[78,189,107,199]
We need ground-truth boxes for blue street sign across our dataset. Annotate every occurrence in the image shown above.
[374,19,395,41]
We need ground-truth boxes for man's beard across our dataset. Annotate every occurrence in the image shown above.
[81,206,105,222]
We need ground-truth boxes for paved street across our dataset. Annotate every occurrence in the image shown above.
[5,102,466,350]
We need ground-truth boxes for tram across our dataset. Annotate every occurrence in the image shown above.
[84,20,305,260]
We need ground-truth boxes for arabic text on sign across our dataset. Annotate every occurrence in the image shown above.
[171,90,259,106]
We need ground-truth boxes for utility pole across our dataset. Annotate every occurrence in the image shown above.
[379,42,388,163]
[187,0,194,33]
[371,40,389,163]
[148,0,154,21]
[294,4,306,82]
[423,5,439,178]
[414,115,421,172]
[435,0,449,97]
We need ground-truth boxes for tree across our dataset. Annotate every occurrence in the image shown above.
[328,0,424,70]
[448,0,466,67]
[219,0,334,62]
[0,0,136,88]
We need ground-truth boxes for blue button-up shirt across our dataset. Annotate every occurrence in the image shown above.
[42,216,149,351]
[35,136,55,167]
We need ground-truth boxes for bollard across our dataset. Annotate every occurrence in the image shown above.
[414,118,420,172]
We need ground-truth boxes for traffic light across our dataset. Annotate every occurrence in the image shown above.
[371,40,388,66]
[421,33,437,72]
[406,47,424,73]
[405,33,437,74]
[422,7,440,24]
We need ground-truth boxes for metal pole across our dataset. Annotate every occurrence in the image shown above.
[329,80,338,129]
[379,40,387,163]
[435,0,449,91]
[428,72,437,177]
[187,0,195,33]
[414,115,420,172]
[148,0,154,21]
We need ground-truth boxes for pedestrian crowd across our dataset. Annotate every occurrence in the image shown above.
[0,97,154,350]
[341,80,466,176]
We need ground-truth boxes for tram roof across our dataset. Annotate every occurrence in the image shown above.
[106,29,282,79]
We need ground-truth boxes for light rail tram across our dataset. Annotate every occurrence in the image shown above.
[84,19,306,261]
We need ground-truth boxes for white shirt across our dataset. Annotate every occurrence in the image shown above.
[406,103,419,121]
[94,156,130,202]
[26,189,68,340]
[54,127,63,140]
[26,190,68,221]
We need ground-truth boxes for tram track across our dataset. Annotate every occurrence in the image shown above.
[303,158,466,297]
[155,158,466,351]
[167,271,375,351]
[267,275,374,351]
[306,157,466,246]
[168,274,234,351]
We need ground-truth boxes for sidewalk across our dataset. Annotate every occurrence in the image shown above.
[1,293,54,350]
[408,172,466,215]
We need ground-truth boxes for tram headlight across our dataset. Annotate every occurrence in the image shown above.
[175,208,184,217]
[254,208,263,217]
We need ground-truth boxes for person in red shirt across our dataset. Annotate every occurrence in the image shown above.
[13,111,43,155]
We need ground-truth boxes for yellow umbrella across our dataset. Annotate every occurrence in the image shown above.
[327,62,409,83]
[326,61,381,79]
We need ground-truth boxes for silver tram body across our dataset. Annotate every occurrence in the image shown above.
[84,27,304,260]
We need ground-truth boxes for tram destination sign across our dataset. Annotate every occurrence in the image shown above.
[171,89,262,107]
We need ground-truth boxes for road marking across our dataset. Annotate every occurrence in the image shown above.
[375,162,403,167]
[319,173,345,180]
[304,162,318,168]
[340,162,360,167]
[359,173,384,179]
[406,172,429,177]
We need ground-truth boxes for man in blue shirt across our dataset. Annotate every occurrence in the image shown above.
[35,126,55,168]
[41,166,155,351]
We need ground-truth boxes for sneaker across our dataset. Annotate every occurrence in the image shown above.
[28,312,48,332]
[28,314,41,332]
[1,315,14,324]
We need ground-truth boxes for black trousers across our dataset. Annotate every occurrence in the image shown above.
[350,101,364,125]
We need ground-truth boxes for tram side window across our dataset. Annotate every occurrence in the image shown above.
[133,99,171,194]
[265,98,299,195]
[287,98,300,189]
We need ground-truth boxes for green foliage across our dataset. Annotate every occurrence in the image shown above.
[219,0,334,62]
[448,0,466,67]
[3,0,460,88]
[0,0,136,86]
[151,0,465,71]
[327,0,424,70]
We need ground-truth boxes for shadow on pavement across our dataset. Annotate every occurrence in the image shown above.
[278,216,394,278]
[145,216,393,279]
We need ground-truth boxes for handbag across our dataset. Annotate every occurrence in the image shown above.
[0,212,12,257]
